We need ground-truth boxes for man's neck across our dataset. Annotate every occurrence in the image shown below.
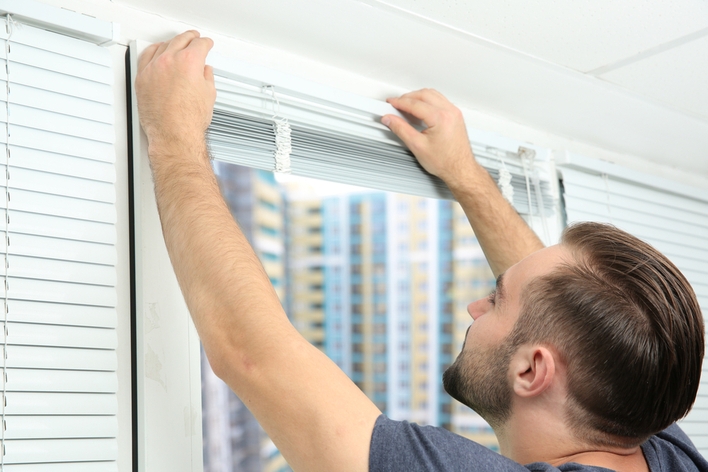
[496,414,649,472]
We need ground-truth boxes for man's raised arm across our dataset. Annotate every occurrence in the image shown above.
[383,89,544,276]
[135,31,380,472]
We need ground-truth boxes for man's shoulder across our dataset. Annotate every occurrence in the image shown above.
[369,414,524,472]
[642,424,708,472]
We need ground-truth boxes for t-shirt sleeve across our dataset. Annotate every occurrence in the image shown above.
[368,414,528,472]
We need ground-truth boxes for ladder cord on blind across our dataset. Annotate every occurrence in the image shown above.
[263,85,292,174]
[1,13,16,470]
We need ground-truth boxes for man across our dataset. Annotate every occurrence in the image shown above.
[135,31,706,471]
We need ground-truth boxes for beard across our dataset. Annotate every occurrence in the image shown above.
[442,338,515,429]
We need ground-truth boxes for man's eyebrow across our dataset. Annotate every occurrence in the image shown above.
[495,273,506,307]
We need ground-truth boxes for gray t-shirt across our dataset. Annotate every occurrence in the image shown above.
[369,415,708,471]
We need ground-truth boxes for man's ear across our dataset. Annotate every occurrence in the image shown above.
[511,345,556,398]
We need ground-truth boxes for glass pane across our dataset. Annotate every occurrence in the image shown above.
[202,162,498,472]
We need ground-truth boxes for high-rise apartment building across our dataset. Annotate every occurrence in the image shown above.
[292,191,490,430]
[284,193,325,352]
[385,194,445,425]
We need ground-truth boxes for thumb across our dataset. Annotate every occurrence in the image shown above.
[382,115,422,152]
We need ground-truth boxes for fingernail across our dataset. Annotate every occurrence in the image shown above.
[381,116,391,127]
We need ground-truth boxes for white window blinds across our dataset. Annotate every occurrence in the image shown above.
[558,153,708,456]
[207,58,555,218]
[1,15,117,472]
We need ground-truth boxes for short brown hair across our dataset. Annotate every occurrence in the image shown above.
[509,222,704,447]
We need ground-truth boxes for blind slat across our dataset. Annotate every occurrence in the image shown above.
[4,322,116,350]
[7,322,117,350]
[2,232,116,266]
[8,165,114,203]
[4,369,117,393]
[1,83,113,124]
[0,104,114,144]
[0,25,112,66]
[9,277,117,307]
[7,254,115,286]
[5,415,117,439]
[4,344,116,371]
[7,188,116,224]
[3,438,117,464]
[3,462,117,472]
[2,125,114,162]
[5,392,116,415]
[10,41,112,85]
[1,62,111,103]
[11,146,116,182]
[7,300,115,328]
[10,210,116,245]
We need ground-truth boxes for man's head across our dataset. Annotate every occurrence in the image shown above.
[444,222,704,447]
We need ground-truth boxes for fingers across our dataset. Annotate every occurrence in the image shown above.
[137,42,161,73]
[186,36,215,61]
[141,31,207,71]
[398,88,450,108]
[153,40,171,60]
[165,29,201,53]
[381,115,421,150]
[387,96,437,127]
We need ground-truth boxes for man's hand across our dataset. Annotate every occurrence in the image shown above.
[135,30,216,153]
[383,88,544,275]
[382,89,479,191]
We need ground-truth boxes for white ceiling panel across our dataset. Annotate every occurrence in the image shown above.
[362,0,708,72]
[600,35,708,120]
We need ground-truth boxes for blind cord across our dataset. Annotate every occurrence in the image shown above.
[519,147,551,245]
[1,14,14,470]
[262,85,292,174]
[497,157,515,206]
[602,173,614,224]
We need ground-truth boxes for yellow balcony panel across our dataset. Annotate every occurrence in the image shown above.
[291,273,324,285]
[262,259,285,274]
[300,328,325,340]
[254,210,282,229]
[254,179,282,200]
[293,292,324,302]
[296,310,325,322]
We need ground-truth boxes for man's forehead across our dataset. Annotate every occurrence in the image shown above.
[505,245,570,291]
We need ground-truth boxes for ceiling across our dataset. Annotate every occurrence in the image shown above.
[117,0,708,177]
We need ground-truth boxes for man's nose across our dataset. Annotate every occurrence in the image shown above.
[466,298,489,321]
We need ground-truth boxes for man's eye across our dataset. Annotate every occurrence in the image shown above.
[487,290,496,305]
